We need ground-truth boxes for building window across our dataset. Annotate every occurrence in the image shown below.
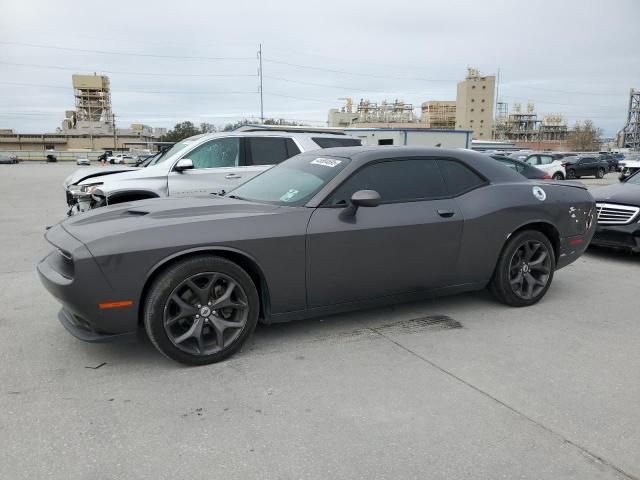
[482,86,486,89]
[470,119,474,123]
[481,108,485,112]
[471,98,475,102]
[470,108,474,112]
[479,133,484,136]
[481,99,485,103]
[378,139,393,145]
[45,144,54,150]
[472,85,476,89]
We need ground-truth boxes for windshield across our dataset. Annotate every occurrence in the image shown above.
[227,154,351,206]
[149,137,201,165]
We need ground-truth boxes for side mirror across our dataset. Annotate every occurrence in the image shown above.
[174,158,194,172]
[341,190,381,217]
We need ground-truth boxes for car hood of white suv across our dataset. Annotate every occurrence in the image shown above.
[64,166,140,188]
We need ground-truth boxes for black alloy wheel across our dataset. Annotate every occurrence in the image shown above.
[489,230,556,307]
[508,240,552,300]
[144,256,259,365]
[566,169,576,179]
[597,168,605,179]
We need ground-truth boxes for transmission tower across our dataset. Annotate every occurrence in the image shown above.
[622,88,640,151]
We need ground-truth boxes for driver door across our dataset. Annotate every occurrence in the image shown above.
[305,158,464,308]
[168,137,244,196]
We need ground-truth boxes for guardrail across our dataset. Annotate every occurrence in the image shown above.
[2,151,112,162]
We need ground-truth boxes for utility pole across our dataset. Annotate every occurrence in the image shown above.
[112,114,117,150]
[258,43,264,123]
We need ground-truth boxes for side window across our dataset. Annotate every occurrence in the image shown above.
[325,159,448,206]
[186,137,239,169]
[247,137,289,166]
[496,159,519,172]
[312,137,361,148]
[540,155,554,165]
[437,159,486,196]
[285,138,301,157]
[526,155,539,165]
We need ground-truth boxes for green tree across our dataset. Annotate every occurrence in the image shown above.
[569,120,602,151]
[199,122,217,134]
[160,121,202,142]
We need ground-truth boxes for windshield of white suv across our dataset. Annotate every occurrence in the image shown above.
[149,138,201,165]
[227,154,350,206]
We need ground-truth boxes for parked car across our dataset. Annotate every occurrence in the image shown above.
[597,152,619,172]
[509,152,566,180]
[563,155,609,179]
[63,130,362,215]
[0,153,19,164]
[76,154,90,166]
[618,155,640,180]
[590,170,640,252]
[490,155,551,180]
[108,153,135,165]
[39,146,596,365]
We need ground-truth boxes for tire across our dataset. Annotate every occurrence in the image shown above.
[144,255,259,365]
[597,168,605,179]
[566,169,576,179]
[552,172,564,180]
[489,230,556,307]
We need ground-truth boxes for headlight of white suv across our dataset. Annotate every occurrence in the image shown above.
[80,182,103,194]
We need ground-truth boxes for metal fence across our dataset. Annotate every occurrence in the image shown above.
[1,151,105,161]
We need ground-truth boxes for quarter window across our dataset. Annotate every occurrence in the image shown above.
[437,159,485,195]
[325,159,448,206]
[247,137,291,166]
[186,137,239,169]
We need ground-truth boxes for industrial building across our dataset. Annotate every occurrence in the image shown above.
[421,101,456,129]
[619,88,640,150]
[455,68,496,139]
[0,74,165,152]
[328,98,422,129]
[493,102,569,150]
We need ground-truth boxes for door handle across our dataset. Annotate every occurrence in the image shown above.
[437,209,455,218]
[225,173,241,179]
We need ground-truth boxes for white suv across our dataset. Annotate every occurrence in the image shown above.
[64,129,361,215]
[511,153,566,180]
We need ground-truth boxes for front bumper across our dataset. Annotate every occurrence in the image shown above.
[37,224,139,341]
[591,223,640,252]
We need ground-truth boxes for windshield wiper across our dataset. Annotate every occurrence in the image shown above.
[226,194,245,200]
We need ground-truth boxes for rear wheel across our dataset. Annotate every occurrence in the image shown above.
[552,172,564,180]
[489,230,555,307]
[144,256,259,365]
[597,168,605,179]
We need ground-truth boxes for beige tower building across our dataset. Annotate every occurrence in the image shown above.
[456,68,496,139]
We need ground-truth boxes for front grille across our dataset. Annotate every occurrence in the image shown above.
[596,203,640,225]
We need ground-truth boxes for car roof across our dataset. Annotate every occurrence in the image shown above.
[307,146,524,182]
[193,130,353,141]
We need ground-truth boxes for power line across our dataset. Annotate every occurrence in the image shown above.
[0,40,253,61]
[264,75,432,95]
[262,58,454,82]
[0,81,257,95]
[0,61,256,78]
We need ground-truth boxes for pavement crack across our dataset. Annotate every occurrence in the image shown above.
[363,323,639,480]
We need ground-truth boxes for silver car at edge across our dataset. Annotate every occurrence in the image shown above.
[63,129,361,215]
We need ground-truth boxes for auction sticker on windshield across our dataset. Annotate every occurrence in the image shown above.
[311,158,342,167]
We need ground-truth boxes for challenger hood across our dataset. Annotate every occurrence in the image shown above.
[591,182,640,206]
[63,166,140,188]
[60,196,282,245]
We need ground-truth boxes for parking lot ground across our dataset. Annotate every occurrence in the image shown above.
[1,163,638,479]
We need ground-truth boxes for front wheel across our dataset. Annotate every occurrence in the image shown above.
[144,256,259,365]
[597,168,605,179]
[566,169,576,179]
[489,230,555,307]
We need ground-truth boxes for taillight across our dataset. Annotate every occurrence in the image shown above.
[543,174,552,180]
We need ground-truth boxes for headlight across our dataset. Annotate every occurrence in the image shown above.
[79,182,103,194]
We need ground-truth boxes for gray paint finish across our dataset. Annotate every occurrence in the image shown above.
[39,147,596,338]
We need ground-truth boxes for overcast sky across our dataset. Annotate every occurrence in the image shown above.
[0,0,638,136]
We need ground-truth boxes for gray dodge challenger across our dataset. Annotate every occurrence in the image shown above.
[38,147,596,365]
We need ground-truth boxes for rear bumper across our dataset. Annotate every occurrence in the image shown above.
[591,223,640,252]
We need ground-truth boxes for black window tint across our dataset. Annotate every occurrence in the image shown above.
[325,159,447,206]
[437,159,485,196]
[247,137,289,166]
[312,137,362,148]
[285,138,301,157]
